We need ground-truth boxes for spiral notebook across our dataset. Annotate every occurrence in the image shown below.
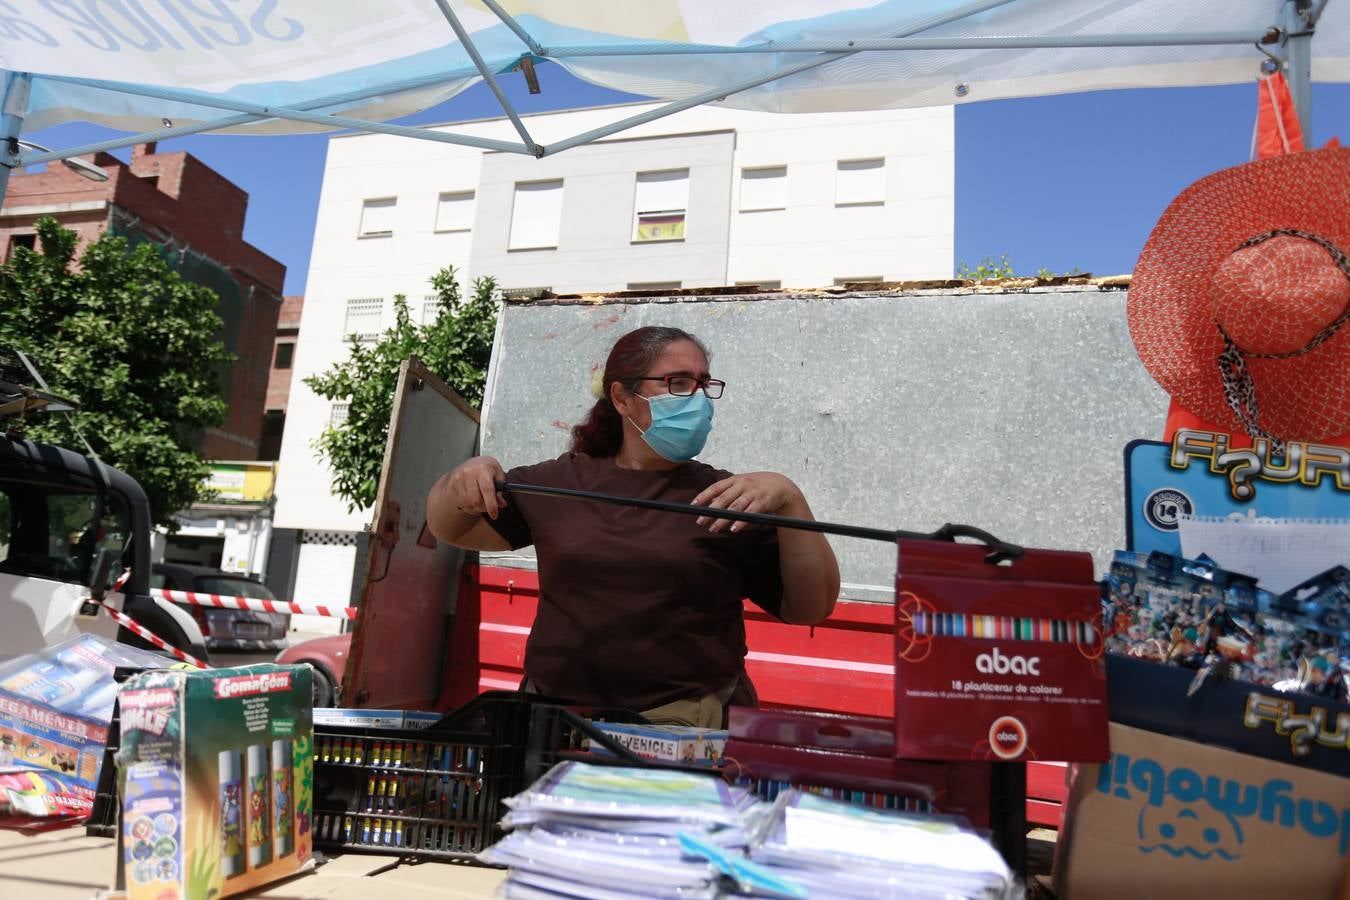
[1178,515,1350,596]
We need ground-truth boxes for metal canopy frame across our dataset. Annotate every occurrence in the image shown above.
[0,0,1334,204]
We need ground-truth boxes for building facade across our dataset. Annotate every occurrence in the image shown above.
[275,102,954,617]
[2,142,285,461]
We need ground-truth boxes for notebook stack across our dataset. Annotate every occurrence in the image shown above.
[480,760,750,899]
[742,789,1017,899]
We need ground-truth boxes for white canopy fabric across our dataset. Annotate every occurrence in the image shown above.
[6,1,1348,158]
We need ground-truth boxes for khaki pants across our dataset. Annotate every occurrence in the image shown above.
[639,679,741,729]
[521,672,757,729]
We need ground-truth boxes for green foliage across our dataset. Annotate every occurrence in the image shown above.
[0,218,232,528]
[955,254,1016,281]
[305,267,498,512]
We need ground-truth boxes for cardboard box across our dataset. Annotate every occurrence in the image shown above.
[894,540,1109,762]
[1107,653,1350,777]
[588,722,728,766]
[118,664,314,899]
[1055,722,1350,899]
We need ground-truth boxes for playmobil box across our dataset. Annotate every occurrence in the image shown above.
[894,540,1109,762]
[1055,722,1350,899]
[1107,653,1350,777]
[118,664,314,899]
[0,634,175,801]
[587,722,728,766]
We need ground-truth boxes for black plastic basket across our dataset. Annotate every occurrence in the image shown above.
[311,691,533,859]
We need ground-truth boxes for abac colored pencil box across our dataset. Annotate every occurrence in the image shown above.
[894,540,1108,762]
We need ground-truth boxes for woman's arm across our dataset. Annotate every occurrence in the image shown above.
[426,456,514,552]
[692,473,840,625]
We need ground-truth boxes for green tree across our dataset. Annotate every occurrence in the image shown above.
[0,217,232,527]
[305,267,498,512]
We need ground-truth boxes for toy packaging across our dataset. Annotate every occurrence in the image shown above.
[1104,550,1350,698]
[586,722,728,766]
[0,634,177,803]
[894,540,1109,762]
[118,663,314,899]
[1055,722,1350,899]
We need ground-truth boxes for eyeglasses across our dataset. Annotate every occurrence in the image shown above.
[633,375,726,399]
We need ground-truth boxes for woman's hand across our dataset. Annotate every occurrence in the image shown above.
[692,472,806,533]
[427,456,513,552]
[443,456,508,519]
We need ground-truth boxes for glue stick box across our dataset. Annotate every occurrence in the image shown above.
[118,663,313,899]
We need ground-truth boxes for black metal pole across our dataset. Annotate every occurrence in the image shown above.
[495,481,1023,561]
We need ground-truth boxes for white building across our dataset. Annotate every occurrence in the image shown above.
[275,101,954,622]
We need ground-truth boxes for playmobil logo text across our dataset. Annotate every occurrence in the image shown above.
[976,648,1041,676]
[213,672,292,699]
[1170,429,1350,502]
[1100,751,1350,856]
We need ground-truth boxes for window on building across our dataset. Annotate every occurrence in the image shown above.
[422,295,442,325]
[263,410,285,436]
[739,166,787,212]
[8,233,37,258]
[633,170,689,243]
[835,158,886,207]
[140,175,160,189]
[344,297,383,340]
[435,191,475,232]
[359,197,396,237]
[329,403,350,427]
[626,281,682,292]
[508,180,563,250]
[273,341,294,370]
[833,276,884,286]
[735,280,782,290]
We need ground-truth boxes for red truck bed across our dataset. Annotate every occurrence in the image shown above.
[443,563,1068,827]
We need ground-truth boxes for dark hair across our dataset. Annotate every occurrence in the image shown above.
[569,326,710,457]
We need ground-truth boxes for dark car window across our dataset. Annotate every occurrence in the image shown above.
[0,484,129,586]
[195,576,278,601]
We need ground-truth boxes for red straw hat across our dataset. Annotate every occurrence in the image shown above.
[1128,146,1350,446]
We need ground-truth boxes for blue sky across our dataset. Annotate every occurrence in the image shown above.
[28,63,1350,295]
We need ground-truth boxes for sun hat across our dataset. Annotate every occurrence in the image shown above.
[1128,146,1350,448]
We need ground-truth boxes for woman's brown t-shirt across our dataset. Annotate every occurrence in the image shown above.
[483,452,783,710]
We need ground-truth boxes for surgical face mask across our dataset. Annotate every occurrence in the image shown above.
[630,391,714,462]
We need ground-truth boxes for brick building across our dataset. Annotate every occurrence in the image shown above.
[0,142,284,460]
[260,294,303,461]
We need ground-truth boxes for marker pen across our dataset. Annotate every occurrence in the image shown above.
[218,751,245,878]
[272,739,294,858]
[246,744,273,869]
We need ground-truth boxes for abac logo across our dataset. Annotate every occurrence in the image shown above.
[1100,752,1350,861]
[976,647,1040,676]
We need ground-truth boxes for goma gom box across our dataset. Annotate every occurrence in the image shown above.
[118,664,314,899]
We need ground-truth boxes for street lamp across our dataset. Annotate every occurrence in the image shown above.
[12,139,110,182]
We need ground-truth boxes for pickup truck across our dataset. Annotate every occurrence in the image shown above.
[341,283,1161,828]
[0,348,207,664]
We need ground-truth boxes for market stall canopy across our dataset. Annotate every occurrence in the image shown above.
[7,0,1349,167]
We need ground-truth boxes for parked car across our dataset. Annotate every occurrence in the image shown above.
[150,563,289,653]
[275,632,349,708]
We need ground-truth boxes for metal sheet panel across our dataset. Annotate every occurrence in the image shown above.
[344,358,480,708]
[480,287,1167,598]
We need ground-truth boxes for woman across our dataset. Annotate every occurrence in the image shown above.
[427,326,839,726]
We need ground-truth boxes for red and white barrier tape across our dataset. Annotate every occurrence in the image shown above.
[151,587,357,620]
[96,599,210,669]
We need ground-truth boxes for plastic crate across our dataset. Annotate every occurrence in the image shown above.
[311,691,532,859]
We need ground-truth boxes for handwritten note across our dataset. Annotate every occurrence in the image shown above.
[1178,516,1350,595]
